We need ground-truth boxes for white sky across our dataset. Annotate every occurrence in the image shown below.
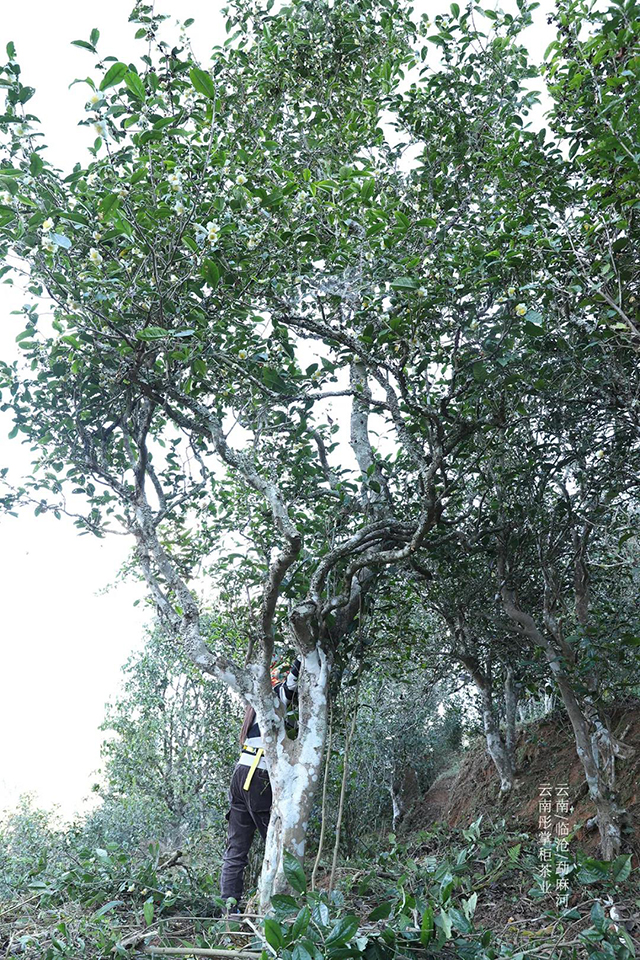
[0,0,555,820]
[0,0,229,820]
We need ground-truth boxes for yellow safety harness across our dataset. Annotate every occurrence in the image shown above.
[241,744,265,791]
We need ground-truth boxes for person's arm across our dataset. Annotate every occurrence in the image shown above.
[277,656,301,706]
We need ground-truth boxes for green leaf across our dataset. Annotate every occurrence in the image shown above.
[448,906,472,933]
[368,903,393,921]
[472,361,488,383]
[326,915,359,946]
[93,899,123,919]
[29,153,44,176]
[67,77,97,92]
[561,909,582,921]
[618,927,637,957]
[264,918,284,951]
[590,902,605,931]
[577,858,610,884]
[450,2,460,15]
[114,215,133,237]
[283,850,307,894]
[262,367,289,392]
[291,944,313,960]
[136,327,170,341]
[143,898,154,925]
[620,634,640,646]
[100,62,127,92]
[8,424,19,440]
[271,894,299,909]
[0,205,16,227]
[51,233,71,250]
[71,40,97,53]
[202,260,220,289]
[0,177,18,196]
[311,901,330,928]
[462,892,477,921]
[420,904,434,946]
[152,117,176,133]
[610,854,631,882]
[101,194,119,215]
[124,71,146,100]
[291,906,311,939]
[524,321,544,338]
[6,42,16,59]
[439,909,452,940]
[361,179,375,201]
[90,28,100,47]
[390,277,418,290]
[190,67,216,99]
[59,210,89,225]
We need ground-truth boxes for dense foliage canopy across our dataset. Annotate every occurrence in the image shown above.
[1,0,639,910]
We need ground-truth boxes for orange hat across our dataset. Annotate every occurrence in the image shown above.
[270,658,287,685]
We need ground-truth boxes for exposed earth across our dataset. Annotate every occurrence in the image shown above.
[406,701,640,865]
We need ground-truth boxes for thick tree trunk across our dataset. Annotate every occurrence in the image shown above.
[553,674,626,860]
[389,766,419,831]
[256,647,329,912]
[571,525,635,836]
[260,754,322,906]
[390,786,403,833]
[504,666,519,775]
[498,566,632,859]
[481,687,516,795]
[458,651,515,795]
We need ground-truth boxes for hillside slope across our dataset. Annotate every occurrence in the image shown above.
[406,700,640,862]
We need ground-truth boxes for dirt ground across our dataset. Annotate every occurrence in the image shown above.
[405,700,640,865]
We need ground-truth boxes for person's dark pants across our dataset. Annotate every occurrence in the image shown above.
[220,763,272,905]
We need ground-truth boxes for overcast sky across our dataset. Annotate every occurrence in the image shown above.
[0,0,555,821]
[0,0,231,820]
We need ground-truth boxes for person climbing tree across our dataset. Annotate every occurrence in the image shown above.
[220,656,301,911]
